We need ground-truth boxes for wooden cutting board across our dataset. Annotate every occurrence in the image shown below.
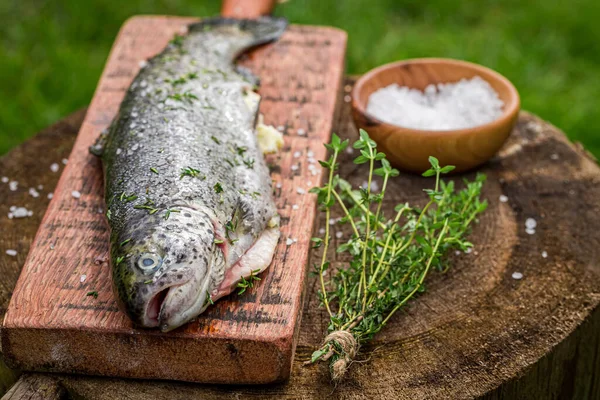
[1,15,346,384]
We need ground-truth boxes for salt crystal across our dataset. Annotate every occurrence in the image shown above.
[292,204,299,210]
[297,128,306,136]
[296,188,306,195]
[293,151,301,158]
[550,153,559,160]
[526,228,536,235]
[335,231,343,239]
[27,210,33,217]
[62,158,68,165]
[286,238,294,246]
[11,207,29,218]
[28,188,39,198]
[542,251,548,258]
[80,274,87,283]
[307,150,314,158]
[370,180,380,193]
[511,272,523,280]
[116,148,122,155]
[291,165,299,171]
[50,163,59,172]
[71,190,81,199]
[138,60,148,68]
[465,247,473,254]
[525,218,537,229]
[9,206,16,212]
[329,218,335,225]
[37,184,43,190]
[1,177,8,183]
[319,228,326,235]
[366,76,504,130]
[47,193,53,199]
[7,214,12,219]
[5,249,17,257]
[277,125,285,132]
[275,182,282,189]
[344,95,351,103]
[9,181,18,191]
[499,195,508,203]
[345,146,354,155]
[455,250,461,256]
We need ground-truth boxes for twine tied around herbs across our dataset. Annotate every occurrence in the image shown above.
[322,330,359,382]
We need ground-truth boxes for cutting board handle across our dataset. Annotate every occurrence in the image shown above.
[221,0,277,18]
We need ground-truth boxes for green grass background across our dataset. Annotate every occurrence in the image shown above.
[1,0,599,156]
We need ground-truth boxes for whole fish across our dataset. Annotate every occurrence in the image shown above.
[91,17,287,332]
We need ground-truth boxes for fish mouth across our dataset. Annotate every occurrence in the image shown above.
[146,287,172,326]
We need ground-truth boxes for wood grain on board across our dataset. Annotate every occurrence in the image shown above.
[1,16,346,384]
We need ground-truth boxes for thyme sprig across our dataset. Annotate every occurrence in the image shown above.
[307,130,487,381]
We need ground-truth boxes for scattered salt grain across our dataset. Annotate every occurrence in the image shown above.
[292,204,299,210]
[319,228,326,235]
[297,128,306,136]
[8,207,31,219]
[80,274,87,283]
[511,271,523,280]
[344,95,351,103]
[293,151,302,158]
[526,228,536,235]
[329,218,335,225]
[47,193,54,200]
[277,125,285,132]
[71,190,81,199]
[50,163,60,173]
[138,60,148,68]
[28,187,40,198]
[62,158,68,165]
[550,153,559,160]
[5,249,17,257]
[275,182,282,189]
[455,250,461,256]
[9,181,18,191]
[542,251,548,258]
[465,247,473,254]
[345,146,354,155]
[366,76,504,131]
[307,150,314,158]
[1,177,8,183]
[296,188,306,195]
[499,195,508,203]
[525,218,537,230]
[370,180,380,193]
[37,184,43,190]
[291,164,299,171]
[335,231,343,239]
[116,148,122,155]
[286,238,294,246]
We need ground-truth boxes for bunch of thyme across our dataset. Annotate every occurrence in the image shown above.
[307,130,487,381]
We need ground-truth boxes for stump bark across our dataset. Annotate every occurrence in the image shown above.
[1,78,600,399]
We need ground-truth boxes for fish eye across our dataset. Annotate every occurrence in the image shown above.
[137,253,162,274]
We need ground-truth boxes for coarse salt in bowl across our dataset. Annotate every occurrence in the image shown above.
[351,58,520,173]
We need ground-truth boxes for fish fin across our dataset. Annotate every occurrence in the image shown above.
[89,127,110,157]
[188,16,287,58]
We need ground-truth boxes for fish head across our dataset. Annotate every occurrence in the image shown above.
[112,207,222,331]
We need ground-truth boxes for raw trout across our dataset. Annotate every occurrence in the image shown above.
[91,17,287,332]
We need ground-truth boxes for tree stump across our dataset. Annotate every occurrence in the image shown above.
[1,78,600,399]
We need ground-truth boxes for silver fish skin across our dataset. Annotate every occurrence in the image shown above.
[93,17,287,332]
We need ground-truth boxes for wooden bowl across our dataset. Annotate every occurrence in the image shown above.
[351,58,520,173]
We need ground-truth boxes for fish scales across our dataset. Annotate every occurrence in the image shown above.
[92,17,287,332]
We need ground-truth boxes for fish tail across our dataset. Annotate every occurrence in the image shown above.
[188,16,287,54]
